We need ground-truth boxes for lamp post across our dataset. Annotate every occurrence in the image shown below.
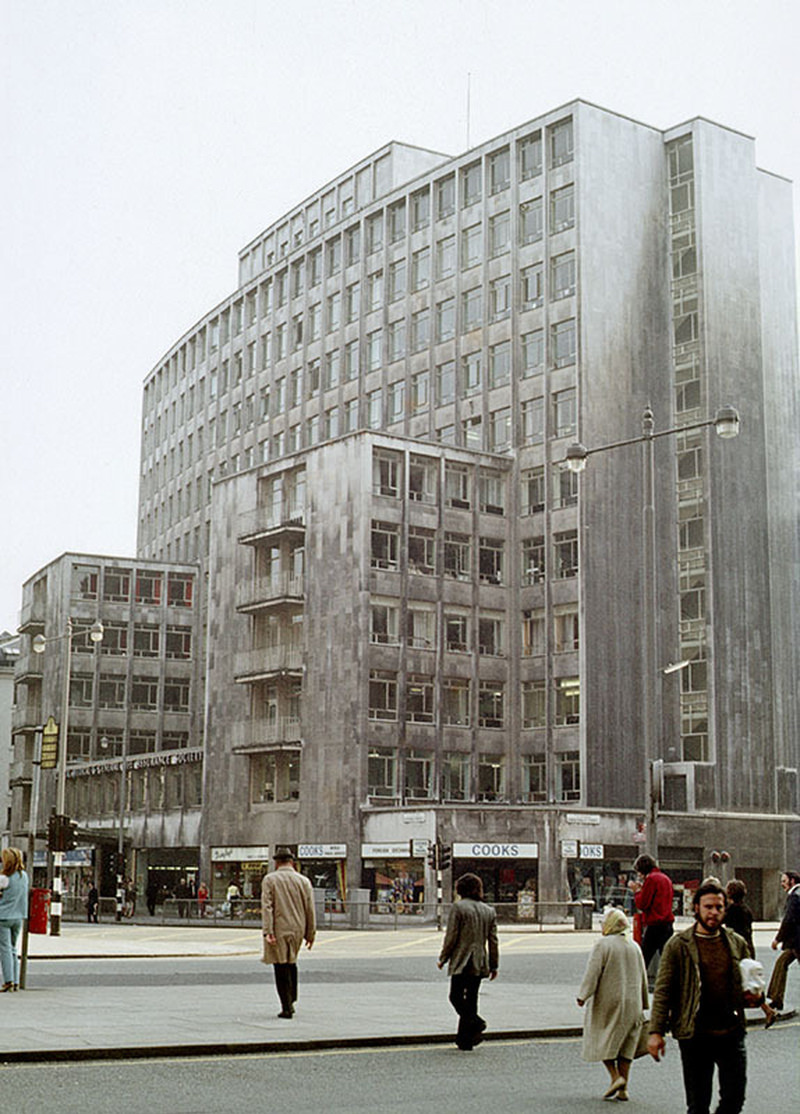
[32,617,104,934]
[100,734,128,921]
[563,406,740,860]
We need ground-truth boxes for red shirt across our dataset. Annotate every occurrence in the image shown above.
[634,868,675,926]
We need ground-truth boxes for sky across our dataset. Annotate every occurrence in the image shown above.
[2,0,799,634]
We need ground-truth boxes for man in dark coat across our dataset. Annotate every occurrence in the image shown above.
[766,869,800,1013]
[438,873,498,1050]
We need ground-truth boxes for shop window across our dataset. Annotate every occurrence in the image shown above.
[521,753,547,802]
[477,754,506,800]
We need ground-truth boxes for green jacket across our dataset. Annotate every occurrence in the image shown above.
[649,923,748,1041]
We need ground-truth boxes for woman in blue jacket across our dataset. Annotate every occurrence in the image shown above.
[0,847,30,991]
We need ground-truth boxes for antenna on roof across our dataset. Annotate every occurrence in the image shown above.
[466,72,471,149]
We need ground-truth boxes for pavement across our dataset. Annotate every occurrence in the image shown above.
[1,921,792,1063]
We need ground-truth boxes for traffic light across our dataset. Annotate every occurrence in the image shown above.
[439,844,452,871]
[46,814,78,852]
[62,816,78,852]
[427,842,439,870]
[47,813,59,852]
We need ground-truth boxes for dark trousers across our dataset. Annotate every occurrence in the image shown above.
[449,971,484,1049]
[641,921,674,970]
[273,962,298,1013]
[766,947,798,1009]
[678,1031,746,1114]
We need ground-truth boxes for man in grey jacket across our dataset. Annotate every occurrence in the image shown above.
[648,878,749,1114]
[438,873,498,1050]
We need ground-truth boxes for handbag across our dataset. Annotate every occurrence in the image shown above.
[739,958,765,1007]
[633,1017,651,1059]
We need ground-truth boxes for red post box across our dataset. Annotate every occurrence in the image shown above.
[29,888,51,934]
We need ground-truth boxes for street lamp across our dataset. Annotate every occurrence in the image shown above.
[563,406,740,859]
[100,734,128,921]
[32,617,103,934]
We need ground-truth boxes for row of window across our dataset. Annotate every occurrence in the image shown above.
[371,522,579,582]
[71,565,194,608]
[65,763,202,813]
[371,602,578,656]
[69,674,191,712]
[368,672,579,728]
[65,728,191,762]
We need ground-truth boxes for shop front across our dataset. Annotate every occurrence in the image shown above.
[297,843,348,909]
[210,845,271,910]
[452,841,539,919]
[361,841,426,912]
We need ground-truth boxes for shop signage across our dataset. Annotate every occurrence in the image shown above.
[361,842,410,858]
[453,842,539,859]
[561,840,578,858]
[211,846,270,862]
[566,813,601,825]
[580,843,604,859]
[410,838,430,857]
[298,843,347,859]
[41,715,59,770]
[401,813,426,824]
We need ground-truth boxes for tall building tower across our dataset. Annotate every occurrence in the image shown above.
[134,100,798,913]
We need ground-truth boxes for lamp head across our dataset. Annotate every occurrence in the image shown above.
[714,405,740,439]
[32,634,46,654]
[565,443,588,474]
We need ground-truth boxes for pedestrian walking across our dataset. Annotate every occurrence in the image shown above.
[648,878,749,1114]
[632,853,675,978]
[765,868,800,1016]
[437,872,498,1051]
[722,878,777,1027]
[577,907,649,1102]
[86,884,99,924]
[0,848,31,992]
[261,849,315,1019]
[146,877,159,917]
[196,880,209,918]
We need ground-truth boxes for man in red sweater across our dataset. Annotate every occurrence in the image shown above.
[633,853,675,973]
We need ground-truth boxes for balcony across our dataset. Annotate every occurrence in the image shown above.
[14,653,43,683]
[234,645,303,681]
[231,716,302,750]
[236,575,305,612]
[17,600,45,633]
[238,507,305,545]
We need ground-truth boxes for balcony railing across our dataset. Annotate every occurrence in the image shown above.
[233,645,304,679]
[238,507,305,543]
[235,575,305,611]
[231,716,302,749]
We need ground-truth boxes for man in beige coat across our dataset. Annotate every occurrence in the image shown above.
[261,849,316,1018]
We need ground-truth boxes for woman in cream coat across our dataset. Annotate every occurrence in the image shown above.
[577,907,649,1101]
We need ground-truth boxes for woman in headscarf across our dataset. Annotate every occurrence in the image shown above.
[577,906,649,1101]
[0,847,30,992]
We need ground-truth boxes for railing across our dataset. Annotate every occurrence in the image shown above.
[235,575,304,610]
[233,645,303,678]
[231,716,302,748]
[238,507,305,541]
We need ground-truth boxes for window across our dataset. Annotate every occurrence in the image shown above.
[444,609,470,651]
[367,388,382,428]
[408,525,436,574]
[477,754,506,800]
[345,225,360,267]
[462,162,481,207]
[554,608,579,652]
[478,614,504,656]
[131,676,159,710]
[325,349,341,389]
[553,387,577,437]
[135,571,162,605]
[309,247,322,286]
[445,464,471,508]
[366,213,383,254]
[520,198,543,244]
[344,397,359,432]
[409,455,437,503]
[462,415,482,449]
[522,609,546,657]
[165,626,192,659]
[69,673,93,708]
[551,184,575,232]
[164,680,190,712]
[552,251,576,298]
[342,339,359,381]
[461,223,482,270]
[436,298,455,342]
[411,369,429,412]
[463,350,482,394]
[552,319,576,368]
[292,259,305,299]
[478,536,504,584]
[371,601,399,644]
[489,147,510,193]
[523,537,546,584]
[443,678,471,726]
[489,275,511,321]
[98,673,126,709]
[554,466,578,508]
[522,467,545,515]
[368,746,397,798]
[346,282,360,323]
[128,731,157,756]
[103,568,131,602]
[549,117,574,167]
[373,451,400,497]
[369,670,397,720]
[519,132,542,180]
[324,406,339,439]
[462,287,482,332]
[411,247,430,291]
[554,529,578,578]
[489,341,511,388]
[521,397,544,445]
[389,200,406,242]
[442,751,470,800]
[371,520,399,569]
[168,572,194,608]
[489,211,510,258]
[436,175,455,219]
[557,750,580,802]
[406,678,434,725]
[71,563,99,600]
[388,259,406,302]
[133,623,160,657]
[405,747,434,797]
[326,237,341,274]
[444,531,471,580]
[251,751,300,803]
[436,235,456,278]
[520,753,546,803]
[489,407,511,452]
[367,270,383,312]
[522,680,546,728]
[387,380,405,423]
[101,622,128,656]
[479,470,504,514]
[436,360,456,404]
[388,320,406,362]
[521,264,543,311]
[327,291,341,333]
[407,606,435,649]
[522,330,544,378]
[410,308,430,352]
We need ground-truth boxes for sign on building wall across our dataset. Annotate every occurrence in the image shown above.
[361,842,411,858]
[580,843,604,859]
[565,813,601,825]
[561,840,579,858]
[298,844,347,859]
[453,842,539,859]
[211,846,270,862]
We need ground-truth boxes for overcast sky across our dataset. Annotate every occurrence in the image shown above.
[2,0,798,633]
